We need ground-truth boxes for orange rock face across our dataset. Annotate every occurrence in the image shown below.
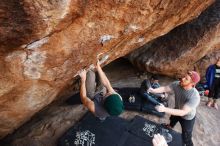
[128,1,220,77]
[0,0,213,138]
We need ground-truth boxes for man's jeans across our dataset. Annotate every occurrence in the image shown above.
[170,115,196,146]
[140,92,161,105]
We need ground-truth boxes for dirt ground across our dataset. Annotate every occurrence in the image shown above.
[1,58,220,146]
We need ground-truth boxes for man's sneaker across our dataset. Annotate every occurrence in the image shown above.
[206,100,213,107]
[213,102,219,110]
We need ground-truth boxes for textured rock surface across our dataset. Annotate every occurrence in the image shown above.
[0,0,214,138]
[1,59,219,146]
[0,0,81,50]
[128,1,220,77]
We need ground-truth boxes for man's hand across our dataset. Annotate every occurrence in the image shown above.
[155,104,166,112]
[152,134,168,146]
[96,59,101,67]
[147,87,154,93]
[79,69,87,81]
[161,93,168,99]
[95,55,101,70]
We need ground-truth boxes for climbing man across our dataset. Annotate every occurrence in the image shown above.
[79,58,124,120]
[148,71,200,146]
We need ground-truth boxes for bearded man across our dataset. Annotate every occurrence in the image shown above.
[148,71,200,146]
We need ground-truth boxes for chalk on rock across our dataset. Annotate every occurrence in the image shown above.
[99,54,109,64]
[99,35,114,44]
[74,54,109,78]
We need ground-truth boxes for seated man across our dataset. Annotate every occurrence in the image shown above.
[140,75,166,105]
[79,59,124,120]
[151,75,161,89]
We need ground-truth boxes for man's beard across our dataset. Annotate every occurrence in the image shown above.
[180,81,190,87]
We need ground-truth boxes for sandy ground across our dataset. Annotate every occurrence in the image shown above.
[1,58,220,146]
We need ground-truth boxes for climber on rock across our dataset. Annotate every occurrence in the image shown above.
[79,58,124,120]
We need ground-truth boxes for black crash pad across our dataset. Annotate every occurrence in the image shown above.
[127,116,183,146]
[118,132,152,146]
[58,113,183,146]
[116,87,142,111]
[58,113,129,146]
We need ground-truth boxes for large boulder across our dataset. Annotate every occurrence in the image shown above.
[128,1,220,77]
[0,0,213,138]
